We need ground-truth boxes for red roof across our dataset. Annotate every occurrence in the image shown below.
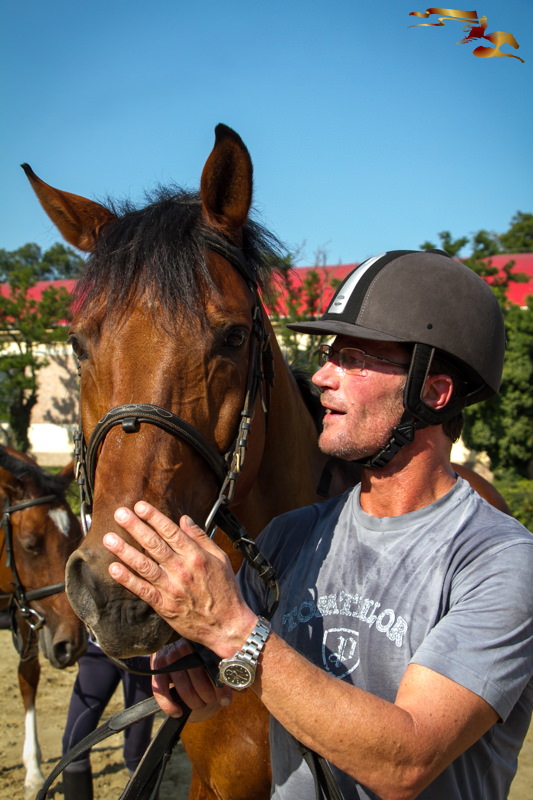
[0,279,77,326]
[264,253,533,316]
[476,253,533,306]
[0,279,77,300]
[1,255,532,323]
[264,264,356,317]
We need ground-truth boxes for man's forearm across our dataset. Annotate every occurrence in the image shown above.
[252,632,495,800]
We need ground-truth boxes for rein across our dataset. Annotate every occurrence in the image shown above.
[0,495,67,658]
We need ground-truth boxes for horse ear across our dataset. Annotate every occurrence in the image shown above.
[200,124,253,238]
[21,164,116,253]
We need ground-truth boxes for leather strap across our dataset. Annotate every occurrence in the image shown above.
[117,713,189,800]
[296,740,346,800]
[85,403,228,500]
[36,691,193,800]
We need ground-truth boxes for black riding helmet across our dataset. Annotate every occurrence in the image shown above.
[287,249,506,468]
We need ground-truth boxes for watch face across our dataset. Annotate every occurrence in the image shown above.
[219,660,255,688]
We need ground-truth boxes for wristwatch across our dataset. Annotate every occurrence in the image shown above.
[217,616,271,690]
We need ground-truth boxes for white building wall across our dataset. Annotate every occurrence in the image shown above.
[1,341,79,466]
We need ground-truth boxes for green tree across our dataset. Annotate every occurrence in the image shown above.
[499,212,533,253]
[0,243,79,451]
[462,296,533,478]
[0,242,84,281]
[419,213,533,484]
[421,212,533,260]
[470,229,501,258]
[420,231,469,257]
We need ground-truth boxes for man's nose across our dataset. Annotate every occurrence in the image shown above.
[312,360,340,389]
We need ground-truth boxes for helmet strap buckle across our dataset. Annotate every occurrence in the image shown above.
[354,411,426,470]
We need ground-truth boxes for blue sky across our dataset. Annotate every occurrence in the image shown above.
[1,0,531,266]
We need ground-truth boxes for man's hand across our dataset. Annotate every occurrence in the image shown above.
[102,501,257,658]
[151,639,233,721]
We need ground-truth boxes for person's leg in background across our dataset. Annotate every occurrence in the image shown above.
[61,641,121,800]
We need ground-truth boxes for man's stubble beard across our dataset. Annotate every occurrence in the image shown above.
[318,379,406,463]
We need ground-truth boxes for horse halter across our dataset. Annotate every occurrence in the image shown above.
[1,495,67,655]
[73,231,279,605]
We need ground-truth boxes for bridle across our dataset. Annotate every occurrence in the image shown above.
[73,231,279,604]
[0,494,67,657]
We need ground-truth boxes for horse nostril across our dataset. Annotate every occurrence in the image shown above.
[53,640,74,668]
[66,551,102,623]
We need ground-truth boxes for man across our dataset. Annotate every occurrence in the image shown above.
[103,250,533,799]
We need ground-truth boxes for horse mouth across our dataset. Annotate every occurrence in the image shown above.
[66,548,176,657]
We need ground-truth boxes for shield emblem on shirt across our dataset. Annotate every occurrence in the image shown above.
[322,627,360,678]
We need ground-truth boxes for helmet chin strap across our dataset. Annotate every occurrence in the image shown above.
[354,343,437,470]
[353,410,427,470]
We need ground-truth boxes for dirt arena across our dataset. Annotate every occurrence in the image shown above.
[1,629,531,800]
[0,630,190,800]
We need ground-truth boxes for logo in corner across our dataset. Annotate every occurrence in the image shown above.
[409,8,524,62]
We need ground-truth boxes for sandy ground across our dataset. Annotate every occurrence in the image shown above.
[1,629,532,800]
[0,631,190,800]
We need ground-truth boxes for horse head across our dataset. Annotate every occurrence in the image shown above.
[23,125,326,657]
[0,447,87,667]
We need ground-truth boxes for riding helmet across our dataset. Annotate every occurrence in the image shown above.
[287,250,505,465]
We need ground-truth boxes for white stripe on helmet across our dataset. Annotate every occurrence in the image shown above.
[328,252,386,315]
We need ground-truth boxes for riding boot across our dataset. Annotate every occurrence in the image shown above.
[62,766,94,800]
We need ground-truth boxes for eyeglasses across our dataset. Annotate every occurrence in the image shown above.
[318,344,410,375]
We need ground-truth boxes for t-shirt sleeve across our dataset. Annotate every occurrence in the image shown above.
[410,538,533,720]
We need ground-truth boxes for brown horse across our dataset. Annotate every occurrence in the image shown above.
[21,124,511,799]
[22,125,336,800]
[0,446,87,798]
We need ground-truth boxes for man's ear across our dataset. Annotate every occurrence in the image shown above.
[422,374,454,411]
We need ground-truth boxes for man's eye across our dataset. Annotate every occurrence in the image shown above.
[342,352,363,368]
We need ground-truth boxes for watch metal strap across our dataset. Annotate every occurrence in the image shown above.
[239,615,271,664]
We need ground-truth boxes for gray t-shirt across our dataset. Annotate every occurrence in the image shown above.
[238,477,533,799]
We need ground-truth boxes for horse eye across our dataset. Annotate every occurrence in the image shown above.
[224,328,248,349]
[68,334,87,360]
[23,539,41,555]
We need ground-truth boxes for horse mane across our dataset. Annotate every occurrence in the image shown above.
[73,186,285,324]
[290,367,324,434]
[0,446,69,498]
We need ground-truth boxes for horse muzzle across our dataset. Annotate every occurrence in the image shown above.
[65,547,177,657]
[39,621,88,668]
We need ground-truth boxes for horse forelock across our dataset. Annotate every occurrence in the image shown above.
[0,447,68,501]
[72,186,284,324]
